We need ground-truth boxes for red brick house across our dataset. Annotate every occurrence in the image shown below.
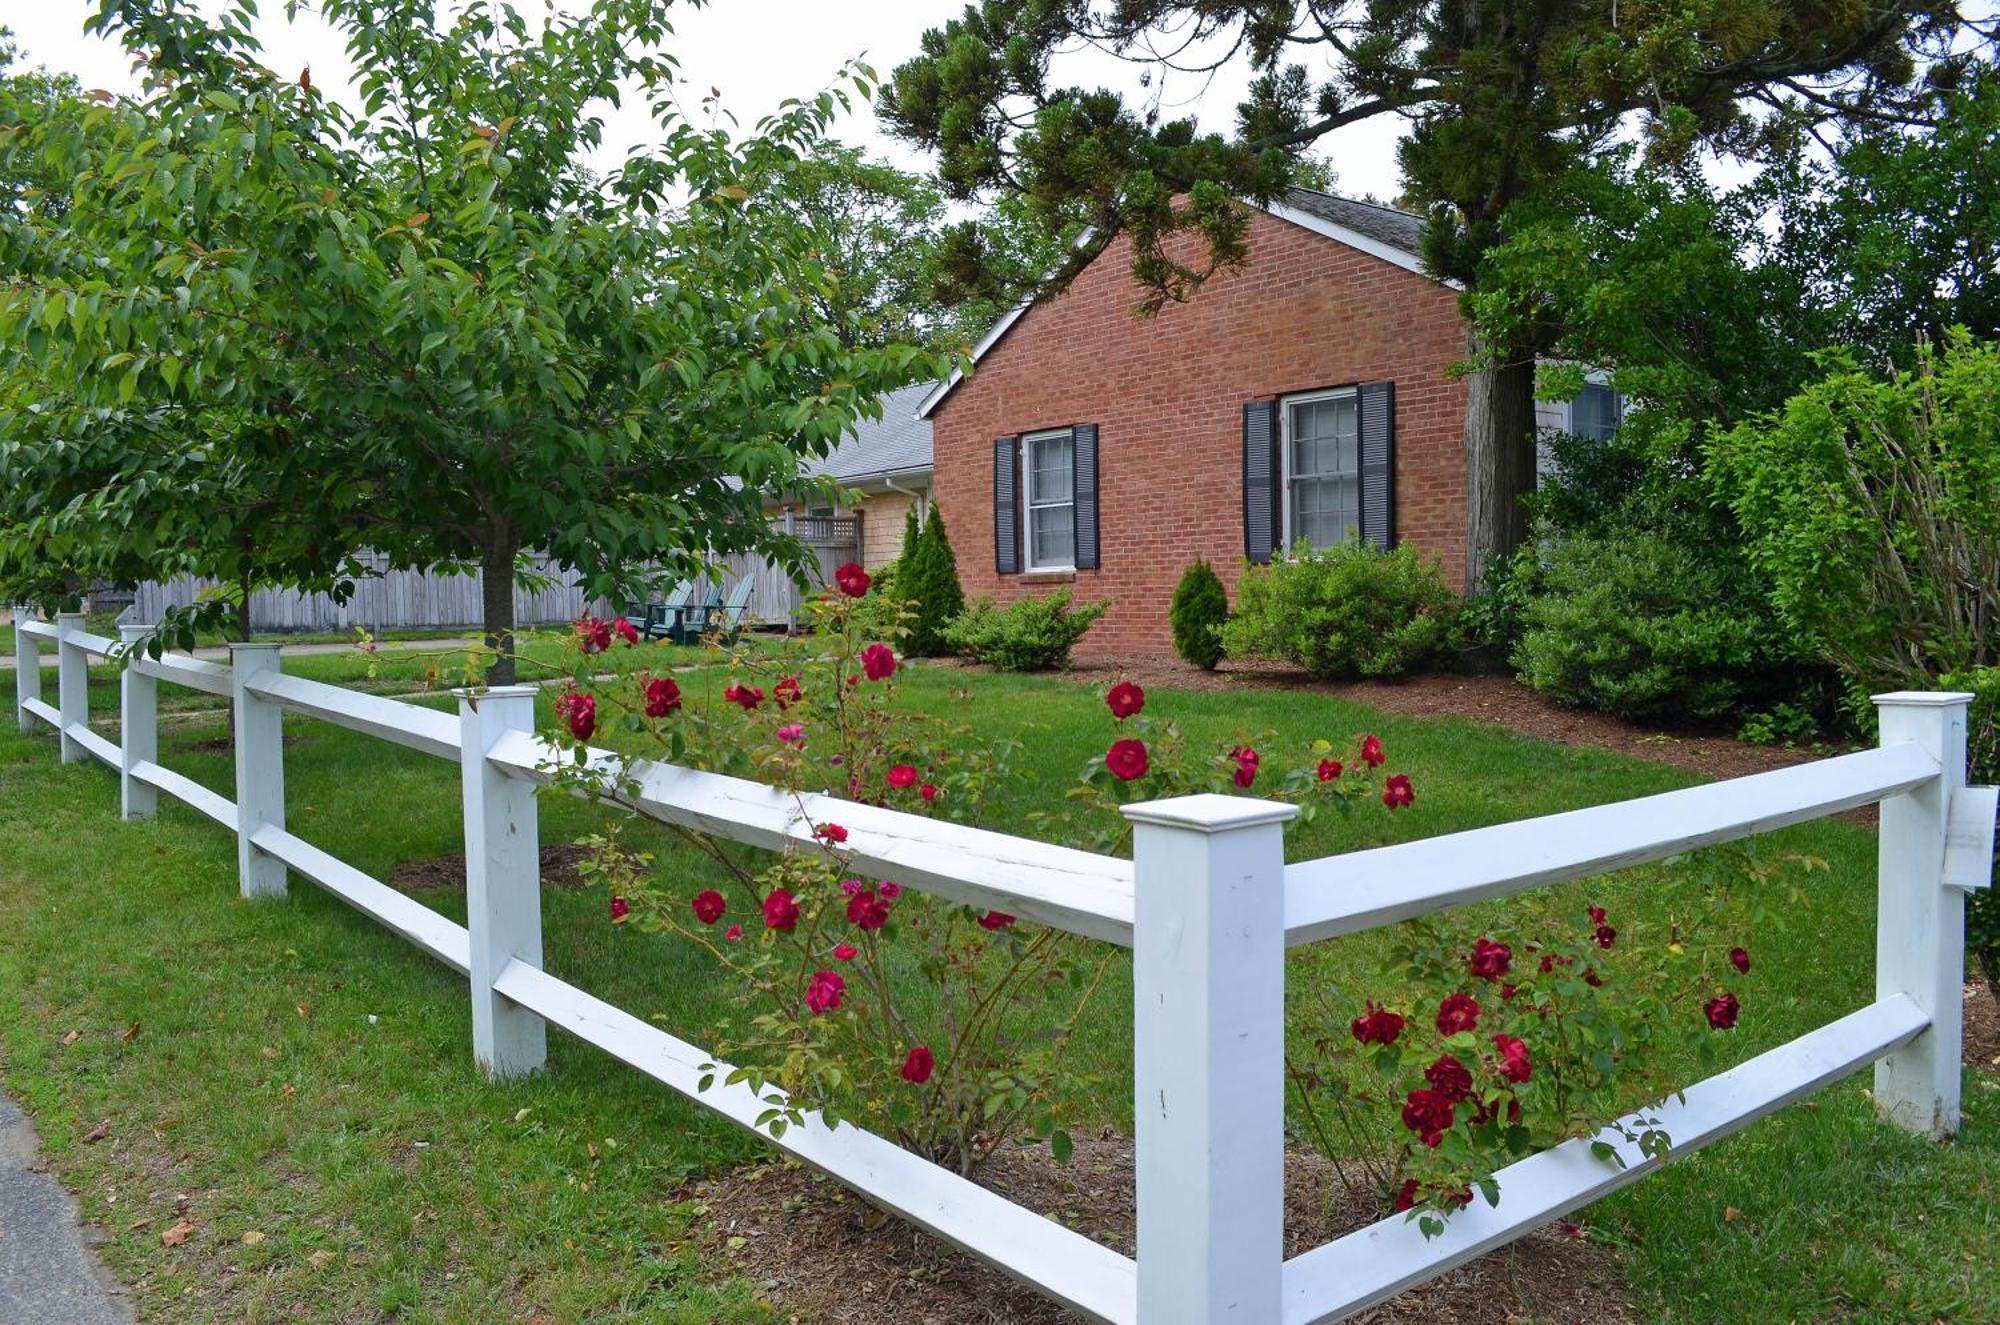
[918,189,1474,655]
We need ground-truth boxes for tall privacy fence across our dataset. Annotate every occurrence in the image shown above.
[11,605,1996,1325]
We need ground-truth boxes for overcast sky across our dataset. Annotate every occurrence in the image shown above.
[5,0,1413,200]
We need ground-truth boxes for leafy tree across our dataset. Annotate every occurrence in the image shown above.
[1,1,941,679]
[879,0,1970,587]
[778,141,1071,353]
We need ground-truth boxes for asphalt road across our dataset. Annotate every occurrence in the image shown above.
[0,1093,132,1325]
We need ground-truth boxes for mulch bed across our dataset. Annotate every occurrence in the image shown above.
[387,843,594,892]
[944,651,1834,785]
[684,1132,1631,1325]
[1966,980,2000,1069]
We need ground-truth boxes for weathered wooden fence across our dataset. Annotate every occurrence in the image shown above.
[124,516,861,634]
[11,605,1995,1325]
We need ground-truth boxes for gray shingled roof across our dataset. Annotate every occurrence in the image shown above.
[1280,188,1425,256]
[806,380,936,483]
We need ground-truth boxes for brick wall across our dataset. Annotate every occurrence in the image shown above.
[929,207,1470,655]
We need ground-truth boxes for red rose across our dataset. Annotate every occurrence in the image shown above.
[901,1045,935,1084]
[1469,937,1512,982]
[1359,734,1385,768]
[1582,969,1604,988]
[1729,947,1751,974]
[814,823,849,844]
[1401,1089,1456,1147]
[887,764,919,789]
[1704,992,1740,1030]
[977,910,1015,931]
[1470,1095,1523,1127]
[1382,773,1415,808]
[762,888,800,932]
[724,683,764,711]
[1588,905,1608,926]
[643,676,682,718]
[846,890,891,931]
[556,689,597,741]
[879,883,902,899]
[1317,758,1342,782]
[861,642,897,681]
[1424,1054,1474,1103]
[834,562,871,598]
[724,924,742,941]
[609,895,630,923]
[1436,993,1481,1036]
[576,616,612,654]
[920,783,939,802]
[805,969,846,1014]
[773,674,803,709]
[1539,953,1571,975]
[1105,738,1149,781]
[1350,1001,1405,1046]
[1500,984,1517,1002]
[1394,1179,1420,1212]
[833,943,858,962]
[1593,924,1617,950]
[1492,1034,1532,1084]
[691,890,726,926]
[1106,681,1145,719]
[613,616,640,647]
[1230,745,1259,789]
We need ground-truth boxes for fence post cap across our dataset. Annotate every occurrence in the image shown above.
[117,623,151,643]
[1872,690,1975,709]
[226,641,282,656]
[452,685,541,703]
[1121,792,1298,832]
[54,609,87,622]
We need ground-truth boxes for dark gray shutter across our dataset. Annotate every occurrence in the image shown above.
[1357,381,1396,550]
[993,436,1020,574]
[1072,424,1100,570]
[1242,400,1280,564]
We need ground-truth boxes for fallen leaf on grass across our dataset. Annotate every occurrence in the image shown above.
[1723,1207,1741,1223]
[161,1219,195,1247]
[82,1119,112,1144]
[296,1002,312,1019]
[59,1030,81,1047]
[240,1230,265,1246]
[307,1249,335,1269]
[129,1216,153,1232]
[173,1194,190,1216]
[280,1083,296,1098]
[259,1046,278,1060]
[121,1021,141,1043]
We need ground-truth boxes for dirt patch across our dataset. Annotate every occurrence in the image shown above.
[937,652,1842,786]
[1966,981,2000,1070]
[685,1132,1631,1325]
[388,844,594,893]
[170,731,310,755]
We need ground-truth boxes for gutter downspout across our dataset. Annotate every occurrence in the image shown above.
[883,474,929,526]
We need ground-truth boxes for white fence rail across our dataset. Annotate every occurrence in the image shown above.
[9,603,1994,1325]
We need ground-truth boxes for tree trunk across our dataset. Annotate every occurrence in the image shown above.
[235,571,254,642]
[482,527,519,687]
[1462,344,1540,593]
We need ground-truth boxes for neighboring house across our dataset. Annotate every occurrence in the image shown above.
[770,380,936,570]
[920,187,1617,654]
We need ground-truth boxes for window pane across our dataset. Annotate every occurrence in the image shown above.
[1572,383,1621,442]
[1030,434,1073,502]
[1288,394,1359,547]
[1030,504,1075,567]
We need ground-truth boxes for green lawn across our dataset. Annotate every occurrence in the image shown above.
[0,661,1992,1323]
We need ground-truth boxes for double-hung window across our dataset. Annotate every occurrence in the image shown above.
[1565,381,1624,443]
[1022,427,1077,571]
[1282,388,1361,551]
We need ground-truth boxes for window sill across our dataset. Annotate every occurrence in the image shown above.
[1020,569,1077,584]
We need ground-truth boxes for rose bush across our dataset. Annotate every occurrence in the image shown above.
[1293,847,1805,1232]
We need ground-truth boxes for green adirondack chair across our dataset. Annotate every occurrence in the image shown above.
[668,583,724,645]
[641,581,693,641]
[711,576,759,643]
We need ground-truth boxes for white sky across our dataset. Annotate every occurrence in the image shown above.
[3,0,1413,200]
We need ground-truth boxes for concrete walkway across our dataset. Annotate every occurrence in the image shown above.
[0,1093,132,1325]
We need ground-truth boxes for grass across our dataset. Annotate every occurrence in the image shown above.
[0,658,1993,1323]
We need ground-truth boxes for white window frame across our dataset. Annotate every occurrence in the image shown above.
[1279,386,1361,553]
[1021,427,1078,573]
[1558,375,1624,443]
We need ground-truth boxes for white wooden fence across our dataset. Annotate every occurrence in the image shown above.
[11,604,1996,1325]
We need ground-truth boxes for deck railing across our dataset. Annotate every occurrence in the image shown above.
[10,604,1995,1325]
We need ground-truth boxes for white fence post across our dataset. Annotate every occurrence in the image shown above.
[12,605,41,735]
[1122,792,1296,1324]
[118,623,157,820]
[55,610,88,765]
[457,686,546,1079]
[1872,690,1973,1138]
[229,643,288,899]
